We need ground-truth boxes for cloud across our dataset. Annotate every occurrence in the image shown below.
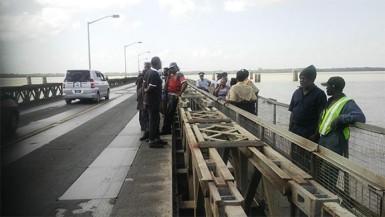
[0,0,142,42]
[34,0,142,11]
[192,48,223,58]
[159,0,214,20]
[224,0,283,12]
[0,8,74,42]
[159,0,195,15]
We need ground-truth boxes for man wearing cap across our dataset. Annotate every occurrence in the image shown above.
[160,62,187,135]
[196,72,211,92]
[317,76,366,157]
[288,65,326,167]
[317,76,365,192]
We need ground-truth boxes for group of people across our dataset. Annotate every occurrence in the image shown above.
[195,65,366,159]
[289,65,366,158]
[136,57,187,148]
[137,60,366,157]
[196,69,260,114]
[288,65,366,191]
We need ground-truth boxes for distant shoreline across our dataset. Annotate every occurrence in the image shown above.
[0,67,384,78]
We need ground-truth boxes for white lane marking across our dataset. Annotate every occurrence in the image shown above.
[55,199,114,217]
[2,92,135,166]
[17,106,89,136]
[72,200,113,217]
[59,112,142,200]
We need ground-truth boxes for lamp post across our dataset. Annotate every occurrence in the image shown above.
[124,41,142,77]
[87,14,119,69]
[137,51,150,72]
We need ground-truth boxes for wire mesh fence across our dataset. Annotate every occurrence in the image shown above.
[212,96,385,217]
[256,95,385,178]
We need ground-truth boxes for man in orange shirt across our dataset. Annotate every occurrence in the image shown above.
[160,62,187,135]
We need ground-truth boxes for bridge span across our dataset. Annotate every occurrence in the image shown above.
[1,82,384,217]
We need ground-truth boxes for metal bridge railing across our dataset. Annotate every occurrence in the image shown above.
[189,82,385,217]
[256,95,385,178]
[0,77,137,105]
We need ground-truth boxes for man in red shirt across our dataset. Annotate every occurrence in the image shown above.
[160,62,187,135]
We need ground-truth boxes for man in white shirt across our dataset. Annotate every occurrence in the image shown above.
[196,72,211,92]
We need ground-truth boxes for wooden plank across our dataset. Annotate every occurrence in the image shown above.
[262,146,313,182]
[224,205,247,217]
[192,124,205,143]
[249,147,291,180]
[181,200,195,209]
[211,171,227,187]
[233,124,259,141]
[249,157,290,195]
[322,202,356,217]
[186,111,193,120]
[208,182,222,204]
[289,180,339,217]
[188,118,231,124]
[227,181,244,203]
[209,148,234,181]
[184,122,212,181]
[177,168,187,174]
[198,140,264,148]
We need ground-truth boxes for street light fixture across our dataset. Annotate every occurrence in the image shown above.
[124,41,142,77]
[87,14,120,69]
[137,51,150,72]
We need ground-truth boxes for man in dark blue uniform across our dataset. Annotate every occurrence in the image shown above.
[143,56,167,148]
[289,65,327,140]
[288,65,326,168]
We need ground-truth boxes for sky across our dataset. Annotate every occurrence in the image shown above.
[0,0,384,75]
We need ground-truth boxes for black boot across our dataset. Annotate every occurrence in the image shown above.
[139,131,149,141]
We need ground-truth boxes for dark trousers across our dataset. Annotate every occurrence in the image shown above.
[145,105,160,143]
[234,101,256,114]
[162,95,179,132]
[139,110,146,130]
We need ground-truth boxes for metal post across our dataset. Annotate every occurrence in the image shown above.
[124,41,142,77]
[124,47,127,77]
[87,15,119,70]
[87,22,91,69]
[293,70,298,82]
[27,76,32,85]
[137,53,140,73]
[137,51,150,73]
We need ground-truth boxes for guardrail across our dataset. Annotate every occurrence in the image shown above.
[0,77,137,106]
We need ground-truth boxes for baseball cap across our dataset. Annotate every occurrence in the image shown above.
[169,62,178,68]
[321,76,345,90]
[198,72,205,75]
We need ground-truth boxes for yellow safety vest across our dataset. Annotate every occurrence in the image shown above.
[319,96,352,140]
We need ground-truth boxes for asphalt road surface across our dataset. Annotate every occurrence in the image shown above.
[0,84,173,216]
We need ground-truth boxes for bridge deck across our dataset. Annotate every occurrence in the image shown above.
[109,114,173,217]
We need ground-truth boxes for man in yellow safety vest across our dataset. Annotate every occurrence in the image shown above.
[317,76,366,157]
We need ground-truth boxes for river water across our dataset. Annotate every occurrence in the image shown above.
[189,71,385,128]
[1,71,384,127]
